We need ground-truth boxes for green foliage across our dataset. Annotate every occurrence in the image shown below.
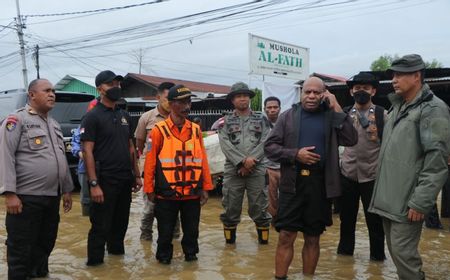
[425,59,443,68]
[370,54,444,71]
[251,88,262,111]
[370,54,399,71]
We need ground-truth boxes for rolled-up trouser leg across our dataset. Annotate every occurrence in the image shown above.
[140,191,155,239]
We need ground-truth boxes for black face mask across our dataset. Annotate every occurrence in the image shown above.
[105,87,122,102]
[353,90,371,105]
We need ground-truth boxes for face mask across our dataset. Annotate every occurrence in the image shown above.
[105,87,121,102]
[353,90,371,105]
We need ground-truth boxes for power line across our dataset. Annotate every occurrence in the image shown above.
[1,0,432,85]
[26,11,114,26]
[39,58,63,80]
[23,0,167,18]
[0,63,21,79]
[0,29,14,41]
[35,0,268,51]
[37,0,358,54]
[0,21,16,33]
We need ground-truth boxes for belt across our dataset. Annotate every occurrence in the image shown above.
[298,167,324,177]
[299,169,311,176]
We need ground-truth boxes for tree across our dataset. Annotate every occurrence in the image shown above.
[251,88,262,111]
[425,59,443,69]
[370,54,399,71]
[130,48,147,74]
[370,54,444,71]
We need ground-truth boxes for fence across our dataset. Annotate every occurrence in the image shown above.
[128,109,233,132]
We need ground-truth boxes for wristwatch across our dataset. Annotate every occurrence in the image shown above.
[88,180,98,187]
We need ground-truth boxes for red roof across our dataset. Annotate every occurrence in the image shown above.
[126,73,231,94]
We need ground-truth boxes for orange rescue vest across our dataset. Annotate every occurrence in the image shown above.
[154,120,203,198]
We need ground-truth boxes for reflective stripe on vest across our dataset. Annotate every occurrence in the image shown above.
[154,120,203,197]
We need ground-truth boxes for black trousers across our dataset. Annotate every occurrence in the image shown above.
[87,177,132,263]
[6,195,60,280]
[155,198,201,261]
[337,176,385,259]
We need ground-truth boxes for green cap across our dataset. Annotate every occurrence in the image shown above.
[227,82,255,100]
[388,54,426,73]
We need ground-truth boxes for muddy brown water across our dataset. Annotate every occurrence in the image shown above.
[1,193,450,280]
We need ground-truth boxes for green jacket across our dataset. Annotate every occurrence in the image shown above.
[369,84,450,223]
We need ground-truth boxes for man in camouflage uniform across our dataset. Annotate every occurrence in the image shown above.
[219,82,271,245]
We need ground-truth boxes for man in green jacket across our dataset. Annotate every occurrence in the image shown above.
[369,54,450,280]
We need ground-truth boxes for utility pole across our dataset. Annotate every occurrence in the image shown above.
[15,0,28,89]
[32,44,40,79]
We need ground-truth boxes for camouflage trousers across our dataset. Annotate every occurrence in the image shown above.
[220,172,271,227]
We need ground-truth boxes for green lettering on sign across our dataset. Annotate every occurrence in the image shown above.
[259,51,266,62]
[268,52,274,63]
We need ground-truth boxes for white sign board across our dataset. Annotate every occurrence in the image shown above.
[249,33,309,81]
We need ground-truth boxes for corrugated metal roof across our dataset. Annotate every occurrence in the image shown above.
[328,76,450,87]
[55,74,95,89]
[313,72,348,82]
[126,73,231,94]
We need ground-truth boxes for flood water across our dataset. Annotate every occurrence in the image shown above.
[1,192,450,280]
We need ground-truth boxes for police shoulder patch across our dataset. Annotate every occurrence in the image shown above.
[5,115,18,132]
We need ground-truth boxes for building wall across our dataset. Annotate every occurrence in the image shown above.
[122,82,156,97]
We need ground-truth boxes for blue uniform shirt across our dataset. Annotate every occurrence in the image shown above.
[71,126,86,174]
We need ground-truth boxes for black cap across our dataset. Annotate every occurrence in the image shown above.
[158,82,175,91]
[95,70,123,87]
[168,84,196,101]
[388,54,426,73]
[227,82,255,100]
[346,72,379,88]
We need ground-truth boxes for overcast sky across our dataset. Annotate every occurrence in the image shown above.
[0,0,449,91]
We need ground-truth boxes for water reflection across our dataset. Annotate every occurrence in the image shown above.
[1,193,450,279]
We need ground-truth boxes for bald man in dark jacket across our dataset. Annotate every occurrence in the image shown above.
[265,77,357,279]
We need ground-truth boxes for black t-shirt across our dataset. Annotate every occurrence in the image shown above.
[298,107,326,166]
[80,102,132,179]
